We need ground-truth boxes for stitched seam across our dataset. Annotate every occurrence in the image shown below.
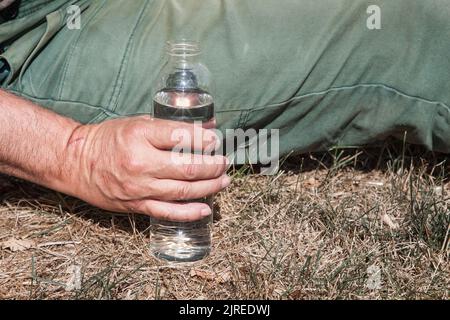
[57,0,106,99]
[8,89,120,117]
[216,83,450,114]
[88,109,109,123]
[109,0,150,112]
[234,110,247,128]
[240,110,251,128]
[11,83,450,124]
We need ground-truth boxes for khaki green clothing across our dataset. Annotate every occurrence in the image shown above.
[1,0,450,156]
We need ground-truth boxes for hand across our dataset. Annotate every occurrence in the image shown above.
[62,116,230,221]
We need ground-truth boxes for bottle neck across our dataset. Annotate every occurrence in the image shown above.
[166,40,201,70]
[168,54,200,70]
[162,41,208,92]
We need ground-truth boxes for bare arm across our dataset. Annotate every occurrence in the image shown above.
[0,89,79,192]
[0,89,230,221]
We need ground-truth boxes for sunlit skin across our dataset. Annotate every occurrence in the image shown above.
[0,90,231,222]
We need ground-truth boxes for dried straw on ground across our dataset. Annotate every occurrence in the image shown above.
[0,142,449,299]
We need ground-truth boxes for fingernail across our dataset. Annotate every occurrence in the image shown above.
[201,208,212,217]
[221,175,232,188]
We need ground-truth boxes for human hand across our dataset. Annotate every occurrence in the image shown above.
[62,116,230,221]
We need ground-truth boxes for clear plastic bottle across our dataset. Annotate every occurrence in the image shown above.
[150,40,215,262]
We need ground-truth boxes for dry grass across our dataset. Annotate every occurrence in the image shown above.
[0,140,449,300]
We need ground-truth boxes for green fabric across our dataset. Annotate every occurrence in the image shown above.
[1,0,450,155]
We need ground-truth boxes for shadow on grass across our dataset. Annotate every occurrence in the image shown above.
[1,138,449,239]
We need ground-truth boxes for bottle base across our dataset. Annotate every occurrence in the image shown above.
[150,208,213,264]
[151,247,211,263]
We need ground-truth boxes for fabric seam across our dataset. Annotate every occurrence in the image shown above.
[108,0,150,112]
[10,83,450,124]
[57,0,106,99]
[218,83,450,114]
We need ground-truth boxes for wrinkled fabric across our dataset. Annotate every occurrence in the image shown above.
[1,0,450,155]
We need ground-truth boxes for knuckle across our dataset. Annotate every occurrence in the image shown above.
[151,120,178,146]
[146,179,159,197]
[124,122,145,139]
[152,203,172,220]
[154,119,173,134]
[176,183,191,200]
[119,154,145,173]
[126,200,145,214]
[121,181,139,198]
[182,163,197,179]
[128,157,145,173]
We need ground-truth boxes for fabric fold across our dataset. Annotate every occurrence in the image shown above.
[0,0,89,86]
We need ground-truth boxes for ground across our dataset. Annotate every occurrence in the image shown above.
[0,140,449,299]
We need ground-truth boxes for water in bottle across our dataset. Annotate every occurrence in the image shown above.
[150,41,216,262]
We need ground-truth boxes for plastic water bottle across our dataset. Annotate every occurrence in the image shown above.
[150,40,215,262]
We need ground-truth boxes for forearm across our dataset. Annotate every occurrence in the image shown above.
[0,89,80,192]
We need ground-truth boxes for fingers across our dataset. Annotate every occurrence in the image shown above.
[152,150,229,181]
[131,199,214,222]
[150,175,231,201]
[144,118,219,152]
